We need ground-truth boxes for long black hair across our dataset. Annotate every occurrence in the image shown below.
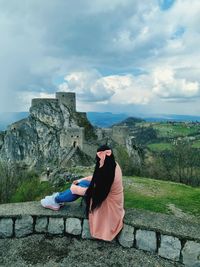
[85,145,116,215]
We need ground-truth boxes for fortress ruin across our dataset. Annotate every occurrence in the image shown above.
[0,92,133,168]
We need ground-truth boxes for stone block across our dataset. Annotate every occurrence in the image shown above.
[136,229,157,252]
[48,217,64,234]
[118,224,134,248]
[65,218,82,236]
[182,240,200,267]
[35,217,48,233]
[158,235,181,261]
[0,218,13,238]
[15,216,33,237]
[82,219,93,239]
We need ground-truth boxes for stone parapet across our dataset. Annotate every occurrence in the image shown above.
[0,201,199,266]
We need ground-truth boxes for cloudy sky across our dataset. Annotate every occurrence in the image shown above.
[0,0,200,116]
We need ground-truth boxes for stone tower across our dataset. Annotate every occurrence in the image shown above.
[56,92,76,112]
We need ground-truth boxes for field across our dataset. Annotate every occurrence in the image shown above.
[147,142,172,152]
[123,176,200,220]
[192,140,200,148]
[152,123,200,138]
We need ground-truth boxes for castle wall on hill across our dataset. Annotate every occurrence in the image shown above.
[31,92,84,150]
[97,128,112,140]
[60,127,84,149]
[56,92,76,112]
[31,98,58,107]
[112,126,129,146]
[82,142,98,159]
[0,91,134,168]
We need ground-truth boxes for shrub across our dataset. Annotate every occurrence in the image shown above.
[115,145,139,176]
[11,178,56,203]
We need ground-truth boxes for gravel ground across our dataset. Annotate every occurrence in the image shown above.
[0,235,184,267]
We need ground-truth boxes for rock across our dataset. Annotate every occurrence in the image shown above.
[48,218,64,234]
[82,219,93,239]
[158,235,181,261]
[0,92,140,169]
[118,224,134,248]
[35,217,48,233]
[0,93,96,168]
[65,218,82,235]
[15,216,33,237]
[136,229,157,252]
[182,240,200,267]
[0,218,13,237]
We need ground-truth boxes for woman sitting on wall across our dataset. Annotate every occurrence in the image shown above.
[41,145,125,241]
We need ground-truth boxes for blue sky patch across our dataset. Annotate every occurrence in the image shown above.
[159,0,175,10]
[171,26,185,39]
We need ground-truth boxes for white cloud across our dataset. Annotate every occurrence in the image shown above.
[58,70,152,106]
[153,68,199,100]
[58,70,114,102]
[0,0,200,115]
[18,92,55,111]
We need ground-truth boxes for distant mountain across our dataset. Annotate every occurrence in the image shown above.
[87,112,200,128]
[87,112,128,127]
[113,117,144,127]
[144,114,200,122]
[0,112,28,131]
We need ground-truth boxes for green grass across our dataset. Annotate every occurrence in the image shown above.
[153,123,200,138]
[192,140,200,148]
[147,142,172,151]
[123,176,200,218]
[9,168,200,219]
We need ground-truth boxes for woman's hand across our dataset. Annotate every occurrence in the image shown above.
[72,180,79,185]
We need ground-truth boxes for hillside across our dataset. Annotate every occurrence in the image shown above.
[123,176,200,220]
[115,117,200,149]
[6,166,200,220]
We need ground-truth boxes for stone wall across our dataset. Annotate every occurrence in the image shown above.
[56,92,76,112]
[0,202,199,266]
[112,126,129,146]
[31,98,58,108]
[60,127,84,149]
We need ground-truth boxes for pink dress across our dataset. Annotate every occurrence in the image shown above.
[70,163,125,241]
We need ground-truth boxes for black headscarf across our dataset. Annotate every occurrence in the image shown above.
[85,145,116,215]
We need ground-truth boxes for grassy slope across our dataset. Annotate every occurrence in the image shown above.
[144,122,200,152]
[192,140,200,148]
[11,164,199,219]
[147,142,172,152]
[152,123,200,138]
[123,176,200,218]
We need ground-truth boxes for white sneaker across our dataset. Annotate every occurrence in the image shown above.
[41,194,60,211]
[45,193,64,206]
[45,192,58,200]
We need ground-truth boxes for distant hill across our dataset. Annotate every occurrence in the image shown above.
[113,117,144,127]
[87,112,128,127]
[144,114,200,122]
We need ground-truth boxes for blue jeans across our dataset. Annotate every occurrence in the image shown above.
[55,180,90,203]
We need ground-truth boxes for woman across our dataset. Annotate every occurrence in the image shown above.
[41,145,125,241]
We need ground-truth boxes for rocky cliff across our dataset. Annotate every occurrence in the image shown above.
[0,93,96,168]
[0,92,141,171]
